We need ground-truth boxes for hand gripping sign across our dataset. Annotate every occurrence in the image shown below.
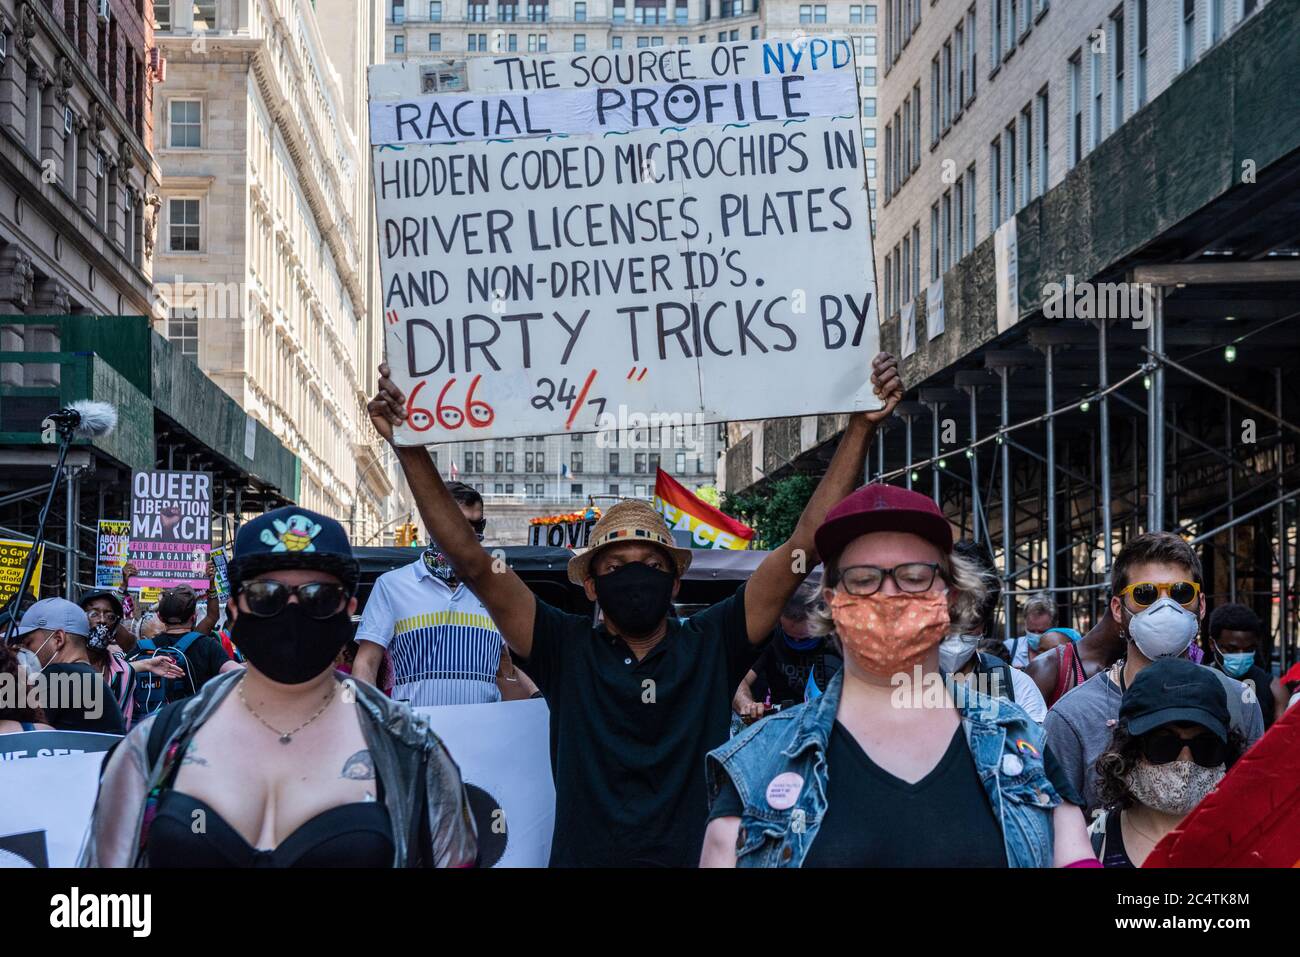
[368,37,881,444]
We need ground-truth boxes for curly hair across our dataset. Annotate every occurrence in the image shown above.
[1095,723,1247,810]
[1208,602,1264,643]
[0,641,46,725]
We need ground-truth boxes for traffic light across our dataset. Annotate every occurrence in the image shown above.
[394,523,419,548]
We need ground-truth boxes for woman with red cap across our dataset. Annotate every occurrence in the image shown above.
[701,485,1095,867]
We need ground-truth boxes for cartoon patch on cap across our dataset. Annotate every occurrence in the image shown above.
[260,514,323,553]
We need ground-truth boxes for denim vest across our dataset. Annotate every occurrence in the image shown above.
[705,669,1060,867]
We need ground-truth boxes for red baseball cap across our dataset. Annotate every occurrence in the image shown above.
[814,483,954,568]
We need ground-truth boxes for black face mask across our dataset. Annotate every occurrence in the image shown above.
[231,603,353,685]
[594,561,675,638]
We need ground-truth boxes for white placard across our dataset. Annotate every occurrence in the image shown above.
[368,38,879,444]
[994,217,1019,334]
[900,300,916,359]
[0,750,106,867]
[926,276,945,339]
[417,697,554,868]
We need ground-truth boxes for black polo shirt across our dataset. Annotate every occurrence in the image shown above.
[525,586,758,867]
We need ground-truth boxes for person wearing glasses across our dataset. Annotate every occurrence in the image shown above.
[1045,532,1264,819]
[81,507,477,868]
[353,482,534,705]
[1090,658,1244,867]
[701,485,1096,867]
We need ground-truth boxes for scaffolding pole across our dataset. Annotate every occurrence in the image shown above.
[968,387,981,545]
[1278,368,1291,669]
[1148,287,1166,531]
[1098,320,1113,574]
[929,401,941,505]
[1000,366,1013,642]
[1226,394,1237,602]
[904,414,914,491]
[1045,344,1057,594]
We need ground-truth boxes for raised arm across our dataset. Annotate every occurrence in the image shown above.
[741,353,903,644]
[368,364,538,658]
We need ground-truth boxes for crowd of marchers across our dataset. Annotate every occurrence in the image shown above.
[2,351,1295,868]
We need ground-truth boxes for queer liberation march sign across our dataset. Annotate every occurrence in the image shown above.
[417,698,553,867]
[95,520,131,589]
[0,537,42,606]
[129,470,212,590]
[368,38,879,444]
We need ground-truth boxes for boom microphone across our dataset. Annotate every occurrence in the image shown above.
[46,400,118,438]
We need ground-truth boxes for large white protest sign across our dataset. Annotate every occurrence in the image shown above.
[417,697,553,867]
[369,38,879,444]
[0,749,106,867]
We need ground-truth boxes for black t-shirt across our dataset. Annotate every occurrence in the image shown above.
[523,586,758,867]
[711,721,1008,867]
[750,632,843,707]
[1212,663,1276,731]
[147,630,230,696]
[40,662,126,735]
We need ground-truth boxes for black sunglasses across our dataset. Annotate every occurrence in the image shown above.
[1138,728,1227,768]
[239,581,348,619]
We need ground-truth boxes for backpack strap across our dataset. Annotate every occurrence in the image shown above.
[134,638,157,656]
[146,700,188,768]
[168,631,204,656]
[976,652,1015,703]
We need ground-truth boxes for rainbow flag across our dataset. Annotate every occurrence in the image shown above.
[653,469,755,551]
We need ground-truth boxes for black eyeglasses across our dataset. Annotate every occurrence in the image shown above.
[837,563,944,596]
[1138,728,1227,768]
[239,581,348,619]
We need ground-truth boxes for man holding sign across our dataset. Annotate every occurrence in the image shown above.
[368,353,902,866]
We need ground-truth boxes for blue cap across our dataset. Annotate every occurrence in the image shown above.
[228,506,359,594]
[15,597,91,638]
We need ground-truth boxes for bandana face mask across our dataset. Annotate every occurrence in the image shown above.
[830,590,951,678]
[422,547,457,584]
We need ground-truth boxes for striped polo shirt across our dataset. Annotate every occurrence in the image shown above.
[355,558,504,707]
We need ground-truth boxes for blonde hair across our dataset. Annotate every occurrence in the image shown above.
[808,549,989,638]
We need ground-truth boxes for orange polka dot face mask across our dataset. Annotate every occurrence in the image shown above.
[829,590,952,678]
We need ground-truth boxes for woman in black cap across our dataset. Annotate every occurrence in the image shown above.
[1092,657,1246,867]
[80,591,183,729]
[81,506,476,868]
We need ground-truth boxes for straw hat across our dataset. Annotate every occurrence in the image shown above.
[566,499,693,585]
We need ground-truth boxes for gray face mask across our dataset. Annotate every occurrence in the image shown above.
[15,647,42,675]
[1127,759,1225,816]
[939,633,981,673]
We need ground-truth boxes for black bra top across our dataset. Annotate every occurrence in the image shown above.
[148,791,394,868]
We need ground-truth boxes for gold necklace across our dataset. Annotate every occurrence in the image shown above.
[238,678,337,745]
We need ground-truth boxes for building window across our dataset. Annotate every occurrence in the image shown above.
[966,6,977,100]
[901,234,911,304]
[929,203,939,281]
[428,33,441,50]
[168,198,201,252]
[499,2,518,21]
[574,0,586,20]
[964,164,976,254]
[990,138,1002,227]
[862,66,877,87]
[609,452,620,474]
[611,36,622,48]
[941,190,952,272]
[495,451,504,471]
[1090,37,1104,149]
[1209,0,1224,45]
[911,222,921,297]
[505,452,515,472]
[1004,123,1016,218]
[635,452,647,473]
[527,1,548,22]
[63,116,78,196]
[863,97,876,118]
[393,34,405,53]
[527,33,547,51]
[863,126,875,148]
[1135,0,1148,108]
[168,308,199,360]
[1069,51,1083,167]
[1111,8,1125,130]
[991,0,1001,66]
[393,0,406,23]
[1019,103,1032,206]
[154,1,172,31]
[1037,88,1049,195]
[169,99,201,148]
[864,4,877,24]
[1181,0,1195,70]
[675,452,686,473]
[429,1,442,20]
[574,33,586,50]
[468,33,487,50]
[955,23,966,109]
[193,0,217,29]
[929,56,940,145]
[941,39,952,129]
[851,4,863,23]
[954,178,964,261]
[799,4,811,24]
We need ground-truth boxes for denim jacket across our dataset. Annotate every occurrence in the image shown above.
[706,669,1060,867]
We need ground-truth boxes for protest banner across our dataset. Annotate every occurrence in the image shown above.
[654,468,754,549]
[0,749,108,867]
[368,38,879,445]
[527,507,601,547]
[211,546,231,603]
[129,470,212,590]
[95,520,131,589]
[417,697,553,867]
[0,729,121,761]
[0,538,42,607]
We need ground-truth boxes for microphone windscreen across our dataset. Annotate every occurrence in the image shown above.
[70,400,118,438]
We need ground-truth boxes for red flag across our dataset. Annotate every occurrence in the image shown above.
[1144,701,1300,867]
[653,469,754,550]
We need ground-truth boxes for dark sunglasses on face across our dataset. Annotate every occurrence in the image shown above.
[1138,728,1227,768]
[470,517,487,535]
[239,581,348,619]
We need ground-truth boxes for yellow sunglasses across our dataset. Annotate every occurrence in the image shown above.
[1117,580,1201,608]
